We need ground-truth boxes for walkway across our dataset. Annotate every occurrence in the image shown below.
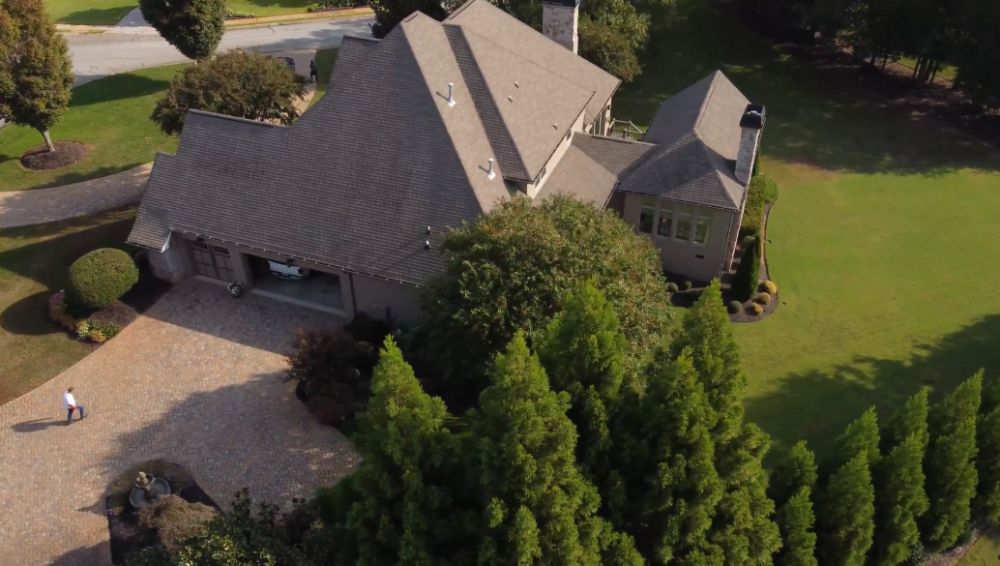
[0,280,358,565]
[67,16,374,85]
[0,163,151,229]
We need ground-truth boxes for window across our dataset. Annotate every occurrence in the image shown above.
[675,215,692,241]
[693,217,710,245]
[656,208,673,237]
[639,206,654,233]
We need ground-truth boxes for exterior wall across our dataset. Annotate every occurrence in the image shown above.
[542,1,580,53]
[147,234,191,284]
[622,193,737,282]
[526,110,586,198]
[346,272,423,327]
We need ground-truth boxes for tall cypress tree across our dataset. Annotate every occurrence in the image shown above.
[770,441,819,566]
[537,279,628,483]
[976,373,1000,526]
[922,372,982,551]
[627,347,724,563]
[472,333,638,565]
[342,337,470,564]
[874,435,929,565]
[833,406,881,470]
[882,388,930,451]
[818,454,876,566]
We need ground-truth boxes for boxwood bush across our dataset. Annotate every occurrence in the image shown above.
[66,248,139,310]
[740,174,778,240]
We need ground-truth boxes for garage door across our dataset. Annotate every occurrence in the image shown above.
[190,241,236,281]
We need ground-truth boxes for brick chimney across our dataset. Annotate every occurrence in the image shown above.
[735,103,765,185]
[542,0,582,53]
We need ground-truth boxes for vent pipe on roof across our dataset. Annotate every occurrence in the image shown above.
[487,158,496,180]
[447,82,456,107]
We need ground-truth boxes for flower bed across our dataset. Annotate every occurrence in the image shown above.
[48,290,122,344]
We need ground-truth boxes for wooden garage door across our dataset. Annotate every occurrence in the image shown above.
[190,241,235,281]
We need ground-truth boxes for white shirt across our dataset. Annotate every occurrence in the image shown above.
[63,391,76,410]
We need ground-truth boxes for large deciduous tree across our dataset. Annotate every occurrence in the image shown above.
[421,196,672,393]
[471,332,639,564]
[0,0,73,152]
[578,0,649,82]
[922,372,981,551]
[368,0,447,37]
[151,50,306,134]
[140,0,224,61]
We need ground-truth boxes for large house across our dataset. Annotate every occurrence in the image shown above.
[128,0,765,325]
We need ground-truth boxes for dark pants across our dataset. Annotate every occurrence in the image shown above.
[67,405,85,422]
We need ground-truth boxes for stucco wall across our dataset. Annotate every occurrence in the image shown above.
[147,235,191,284]
[622,193,737,282]
[345,272,423,327]
[526,110,586,198]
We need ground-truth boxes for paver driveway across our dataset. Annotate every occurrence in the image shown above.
[0,280,359,565]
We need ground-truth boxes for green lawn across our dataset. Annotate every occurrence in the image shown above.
[962,530,1000,565]
[47,0,313,25]
[309,48,339,108]
[0,65,183,192]
[0,208,136,404]
[616,0,1000,460]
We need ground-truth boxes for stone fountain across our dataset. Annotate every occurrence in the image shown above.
[128,471,171,509]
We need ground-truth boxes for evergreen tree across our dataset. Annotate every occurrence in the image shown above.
[976,373,1000,526]
[882,387,930,451]
[770,441,818,506]
[537,280,628,481]
[472,333,638,564]
[339,337,470,564]
[0,0,72,152]
[775,488,818,566]
[770,441,819,566]
[833,406,881,469]
[818,454,876,566]
[140,0,224,60]
[922,372,982,551]
[627,348,725,563]
[874,435,928,565]
[732,237,761,301]
[670,278,745,443]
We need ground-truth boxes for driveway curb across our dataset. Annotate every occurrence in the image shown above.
[56,7,373,35]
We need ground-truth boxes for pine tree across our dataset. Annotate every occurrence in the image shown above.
[833,406,881,470]
[976,373,1000,526]
[882,387,930,451]
[770,441,819,566]
[776,488,818,566]
[922,372,982,551]
[342,337,470,564]
[670,278,746,443]
[0,0,72,152]
[874,435,928,565]
[140,0,224,60]
[537,279,628,481]
[733,237,761,301]
[472,333,638,565]
[818,454,876,566]
[628,348,725,563]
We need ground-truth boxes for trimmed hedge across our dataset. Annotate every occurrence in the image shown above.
[740,174,779,240]
[733,237,761,302]
[66,248,139,310]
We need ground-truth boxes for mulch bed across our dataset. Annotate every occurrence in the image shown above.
[106,460,219,565]
[19,141,89,171]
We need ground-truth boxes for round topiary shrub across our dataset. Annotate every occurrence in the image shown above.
[754,292,772,305]
[747,302,764,316]
[681,280,693,291]
[666,282,679,293]
[760,280,778,295]
[66,248,139,310]
[728,300,742,313]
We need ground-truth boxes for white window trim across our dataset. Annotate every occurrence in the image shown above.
[640,200,711,247]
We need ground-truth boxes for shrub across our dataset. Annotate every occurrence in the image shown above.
[48,292,77,331]
[729,300,743,313]
[681,280,693,291]
[66,248,139,311]
[75,318,121,343]
[760,280,778,295]
[666,282,679,293]
[740,174,778,240]
[754,292,772,305]
[224,8,254,18]
[747,302,764,316]
[287,325,379,425]
[139,495,218,552]
[733,237,761,302]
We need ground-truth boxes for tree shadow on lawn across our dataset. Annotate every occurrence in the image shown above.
[0,291,59,336]
[616,0,1000,176]
[59,7,134,26]
[69,73,174,109]
[748,314,1000,464]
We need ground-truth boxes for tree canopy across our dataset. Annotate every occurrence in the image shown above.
[0,0,72,151]
[140,0,225,61]
[369,0,447,37]
[151,50,306,135]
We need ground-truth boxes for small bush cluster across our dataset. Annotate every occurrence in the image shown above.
[224,8,255,18]
[747,302,764,316]
[76,319,121,343]
[754,292,772,306]
[66,248,139,311]
[729,300,743,313]
[760,279,778,295]
[681,280,693,291]
[138,495,218,552]
[306,0,363,11]
[666,281,679,293]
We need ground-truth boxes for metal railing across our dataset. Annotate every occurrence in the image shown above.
[608,119,645,141]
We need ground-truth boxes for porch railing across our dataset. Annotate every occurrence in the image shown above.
[608,119,645,141]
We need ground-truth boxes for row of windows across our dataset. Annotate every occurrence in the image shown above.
[638,202,710,245]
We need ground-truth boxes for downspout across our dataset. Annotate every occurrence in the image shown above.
[347,272,358,318]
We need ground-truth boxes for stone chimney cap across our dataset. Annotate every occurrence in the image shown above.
[739,104,766,129]
[541,0,581,6]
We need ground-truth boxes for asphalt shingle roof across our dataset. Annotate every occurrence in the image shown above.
[538,134,654,206]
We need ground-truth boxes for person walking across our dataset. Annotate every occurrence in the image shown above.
[64,387,85,423]
[309,59,318,84]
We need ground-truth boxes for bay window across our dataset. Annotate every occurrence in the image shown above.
[637,199,712,246]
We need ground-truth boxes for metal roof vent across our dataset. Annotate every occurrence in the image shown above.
[447,82,456,108]
[424,239,431,250]
[487,158,496,180]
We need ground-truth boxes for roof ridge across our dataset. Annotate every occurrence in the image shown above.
[341,34,380,43]
[692,70,722,133]
[446,0,479,20]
